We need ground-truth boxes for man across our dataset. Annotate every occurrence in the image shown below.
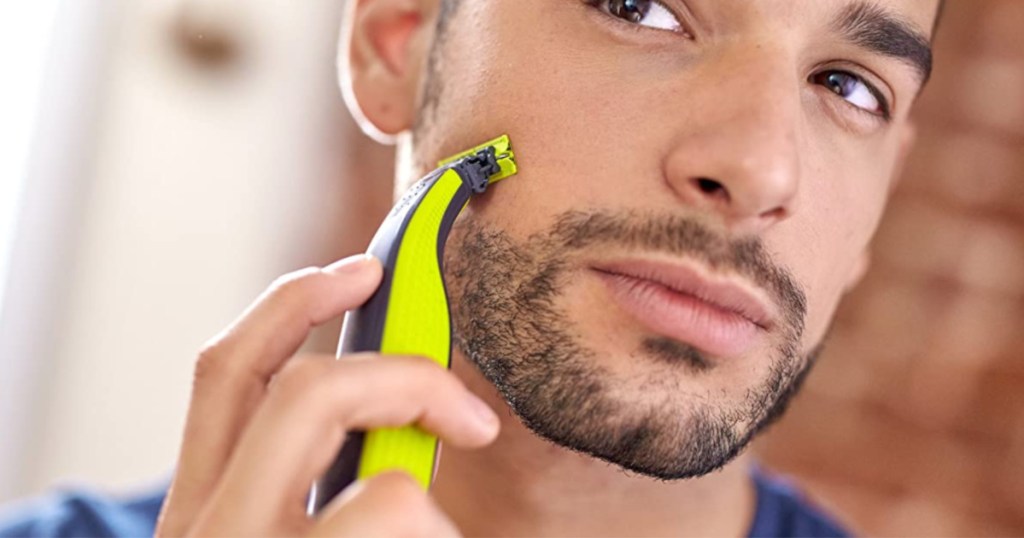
[1,0,941,535]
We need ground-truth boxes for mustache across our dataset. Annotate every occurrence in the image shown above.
[545,210,808,336]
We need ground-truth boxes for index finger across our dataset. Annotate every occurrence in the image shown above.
[208,254,382,383]
[158,254,382,537]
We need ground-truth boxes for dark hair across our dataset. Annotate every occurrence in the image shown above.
[414,0,461,140]
[436,0,460,39]
[416,0,942,137]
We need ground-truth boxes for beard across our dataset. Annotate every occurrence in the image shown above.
[443,209,817,480]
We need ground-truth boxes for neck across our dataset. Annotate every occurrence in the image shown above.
[432,353,757,537]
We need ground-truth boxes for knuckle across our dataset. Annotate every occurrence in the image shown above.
[266,266,324,306]
[266,360,337,416]
[269,358,330,404]
[192,341,230,387]
[269,266,321,291]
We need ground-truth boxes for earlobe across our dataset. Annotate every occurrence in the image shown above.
[341,0,434,143]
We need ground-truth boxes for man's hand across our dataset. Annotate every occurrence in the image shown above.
[155,254,500,537]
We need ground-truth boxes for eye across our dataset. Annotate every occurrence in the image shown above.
[589,0,684,32]
[811,70,889,118]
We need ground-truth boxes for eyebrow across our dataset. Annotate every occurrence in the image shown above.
[831,1,934,84]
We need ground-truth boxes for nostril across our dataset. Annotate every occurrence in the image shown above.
[695,178,728,200]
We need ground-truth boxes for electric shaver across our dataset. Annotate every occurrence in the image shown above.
[308,135,518,513]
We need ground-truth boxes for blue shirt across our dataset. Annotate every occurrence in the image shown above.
[0,468,849,537]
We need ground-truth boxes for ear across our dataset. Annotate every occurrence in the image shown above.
[339,0,436,144]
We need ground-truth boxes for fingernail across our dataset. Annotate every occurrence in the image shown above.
[467,394,499,431]
[325,253,374,274]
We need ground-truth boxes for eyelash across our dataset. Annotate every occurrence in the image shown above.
[584,1,895,124]
[582,0,688,35]
[811,69,893,122]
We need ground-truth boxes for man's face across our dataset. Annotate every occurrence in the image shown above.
[366,0,938,479]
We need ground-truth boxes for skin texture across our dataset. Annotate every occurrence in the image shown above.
[352,0,939,534]
[441,209,815,481]
[157,1,941,536]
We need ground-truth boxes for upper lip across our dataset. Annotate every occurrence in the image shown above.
[589,258,777,330]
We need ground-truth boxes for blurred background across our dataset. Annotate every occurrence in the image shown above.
[0,0,1020,535]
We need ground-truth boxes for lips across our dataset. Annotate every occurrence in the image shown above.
[590,259,776,358]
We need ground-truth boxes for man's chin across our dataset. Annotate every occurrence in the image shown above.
[503,388,750,480]
[444,209,815,482]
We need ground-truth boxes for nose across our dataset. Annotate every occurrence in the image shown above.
[662,52,802,233]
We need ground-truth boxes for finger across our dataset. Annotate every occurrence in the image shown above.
[157,255,382,537]
[197,355,498,533]
[208,253,383,385]
[311,472,461,538]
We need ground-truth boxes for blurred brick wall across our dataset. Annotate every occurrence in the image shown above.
[754,0,1024,535]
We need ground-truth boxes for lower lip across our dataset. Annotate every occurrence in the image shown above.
[593,269,761,358]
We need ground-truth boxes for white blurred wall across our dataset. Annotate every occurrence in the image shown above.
[1,0,394,501]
